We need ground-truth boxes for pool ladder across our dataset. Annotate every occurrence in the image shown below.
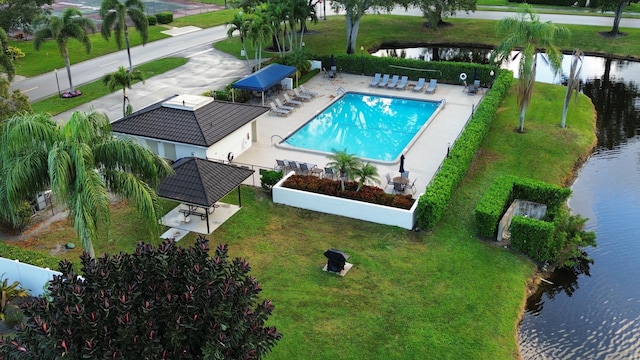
[270,134,284,147]
[337,87,347,95]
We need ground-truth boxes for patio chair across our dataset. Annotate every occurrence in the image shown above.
[396,76,408,90]
[299,85,318,97]
[269,102,289,116]
[413,78,426,92]
[384,173,394,189]
[275,98,295,111]
[401,171,409,179]
[468,79,480,95]
[293,88,312,101]
[369,73,382,87]
[275,159,288,172]
[324,167,336,180]
[377,74,391,87]
[425,79,438,94]
[405,178,418,195]
[287,161,299,174]
[283,93,303,106]
[387,75,400,88]
[299,163,310,175]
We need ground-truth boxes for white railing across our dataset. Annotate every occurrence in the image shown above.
[0,257,61,297]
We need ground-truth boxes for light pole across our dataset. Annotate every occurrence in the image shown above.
[54,69,61,98]
[360,46,364,75]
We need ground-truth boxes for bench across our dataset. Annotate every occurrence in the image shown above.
[179,208,207,220]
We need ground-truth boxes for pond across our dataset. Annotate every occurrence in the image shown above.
[375,47,640,358]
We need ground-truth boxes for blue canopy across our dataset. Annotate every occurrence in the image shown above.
[232,64,297,92]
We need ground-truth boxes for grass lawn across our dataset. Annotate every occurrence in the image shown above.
[31,57,189,115]
[4,80,596,358]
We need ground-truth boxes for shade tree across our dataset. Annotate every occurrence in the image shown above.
[410,0,476,30]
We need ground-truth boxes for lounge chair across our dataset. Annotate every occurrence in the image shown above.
[396,76,408,90]
[299,85,318,97]
[299,163,310,175]
[425,79,438,94]
[293,88,312,101]
[405,178,418,195]
[377,74,390,87]
[287,161,299,174]
[275,98,295,111]
[369,73,382,87]
[283,93,302,106]
[269,102,289,116]
[413,78,426,92]
[387,75,400,88]
[275,159,288,172]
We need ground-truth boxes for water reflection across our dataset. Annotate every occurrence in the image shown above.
[375,47,640,358]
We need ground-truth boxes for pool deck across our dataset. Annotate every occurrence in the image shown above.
[235,73,484,197]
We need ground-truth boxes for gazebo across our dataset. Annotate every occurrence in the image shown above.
[158,157,254,236]
[232,64,297,105]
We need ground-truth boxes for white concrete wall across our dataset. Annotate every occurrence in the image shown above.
[206,122,254,162]
[272,172,418,230]
[0,257,61,297]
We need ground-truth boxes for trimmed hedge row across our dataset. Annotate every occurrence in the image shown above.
[156,11,173,24]
[413,69,513,230]
[473,175,571,238]
[0,242,61,270]
[314,54,496,87]
[509,216,558,262]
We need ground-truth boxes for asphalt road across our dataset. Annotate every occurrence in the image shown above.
[9,9,640,102]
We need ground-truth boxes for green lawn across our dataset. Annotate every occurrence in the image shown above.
[31,57,189,115]
[7,81,597,359]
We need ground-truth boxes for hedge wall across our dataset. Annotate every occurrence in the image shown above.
[474,175,572,239]
[412,69,513,230]
[0,242,62,270]
[314,54,496,87]
[509,216,558,262]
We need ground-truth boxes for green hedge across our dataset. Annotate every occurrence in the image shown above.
[509,216,558,262]
[313,54,496,87]
[156,11,173,24]
[0,242,62,271]
[413,70,513,230]
[147,15,157,26]
[474,175,572,239]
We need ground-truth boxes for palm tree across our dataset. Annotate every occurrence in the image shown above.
[0,28,16,82]
[247,9,274,71]
[227,12,251,67]
[354,162,380,191]
[561,49,584,129]
[100,0,149,72]
[102,65,145,117]
[326,148,362,191]
[34,8,96,95]
[0,111,173,258]
[492,4,569,133]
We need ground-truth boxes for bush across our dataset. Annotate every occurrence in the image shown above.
[0,243,61,270]
[415,70,513,230]
[260,170,283,190]
[6,46,25,61]
[156,11,173,24]
[147,15,157,26]
[510,216,557,262]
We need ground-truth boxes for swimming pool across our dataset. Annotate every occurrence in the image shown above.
[280,92,443,162]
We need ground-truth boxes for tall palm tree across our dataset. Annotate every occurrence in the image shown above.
[0,111,173,258]
[561,49,584,129]
[100,0,149,72]
[102,65,145,117]
[0,28,16,82]
[227,12,251,67]
[326,148,362,191]
[354,162,380,192]
[34,8,96,94]
[247,8,274,70]
[492,4,569,133]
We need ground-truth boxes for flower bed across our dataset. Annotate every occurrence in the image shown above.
[62,90,82,98]
[273,173,419,230]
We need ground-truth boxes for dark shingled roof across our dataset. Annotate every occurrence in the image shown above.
[111,95,269,147]
[157,157,254,207]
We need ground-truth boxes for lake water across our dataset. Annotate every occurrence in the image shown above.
[374,47,640,358]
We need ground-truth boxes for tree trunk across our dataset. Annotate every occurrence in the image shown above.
[518,104,527,133]
[64,48,74,93]
[125,28,133,71]
[345,13,360,54]
[561,95,569,129]
[611,1,625,35]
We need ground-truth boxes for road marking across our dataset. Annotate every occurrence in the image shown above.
[100,61,118,67]
[22,87,38,93]
[186,49,213,58]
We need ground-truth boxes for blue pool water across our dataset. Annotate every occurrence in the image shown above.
[282,92,442,162]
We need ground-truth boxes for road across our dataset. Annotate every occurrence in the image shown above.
[9,9,640,102]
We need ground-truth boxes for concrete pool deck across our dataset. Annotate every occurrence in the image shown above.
[234,73,484,197]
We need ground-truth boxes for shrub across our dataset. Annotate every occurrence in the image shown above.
[147,15,157,26]
[0,237,282,358]
[6,46,25,61]
[1,275,29,321]
[510,216,557,262]
[261,170,283,190]
[156,11,173,24]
